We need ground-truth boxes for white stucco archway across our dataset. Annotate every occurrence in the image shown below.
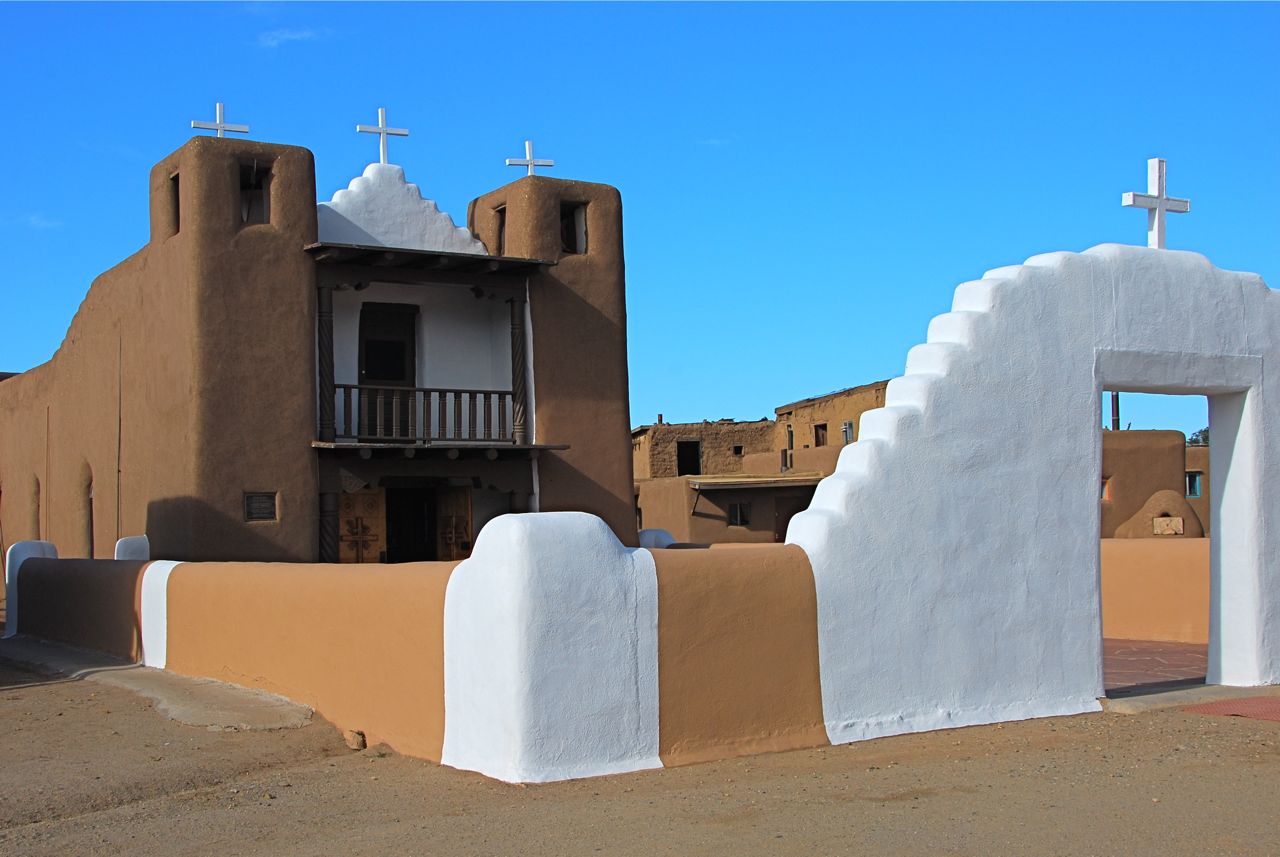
[788,244,1279,745]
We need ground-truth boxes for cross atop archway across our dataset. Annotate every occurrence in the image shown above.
[357,107,409,165]
[1122,158,1191,250]
[191,102,249,138]
[505,140,555,177]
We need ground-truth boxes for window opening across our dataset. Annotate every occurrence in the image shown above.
[239,160,271,225]
[814,423,828,447]
[842,420,855,444]
[560,202,587,254]
[1185,471,1203,499]
[728,502,751,527]
[676,441,702,476]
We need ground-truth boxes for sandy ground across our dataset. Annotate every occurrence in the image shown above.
[3,658,1280,857]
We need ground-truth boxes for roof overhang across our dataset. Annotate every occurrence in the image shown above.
[686,474,825,491]
[306,242,556,283]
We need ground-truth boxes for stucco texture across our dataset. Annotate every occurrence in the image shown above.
[165,560,456,760]
[788,244,1280,747]
[1101,538,1209,644]
[14,558,149,660]
[653,545,827,766]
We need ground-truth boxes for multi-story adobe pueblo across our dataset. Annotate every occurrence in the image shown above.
[0,132,637,566]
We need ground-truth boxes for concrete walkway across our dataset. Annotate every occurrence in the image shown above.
[0,636,312,731]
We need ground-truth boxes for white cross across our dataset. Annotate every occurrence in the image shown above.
[356,107,409,165]
[191,102,249,138]
[1122,158,1191,249]
[505,140,555,176]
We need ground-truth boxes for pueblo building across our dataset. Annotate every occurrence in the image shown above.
[0,135,637,565]
[636,381,1211,545]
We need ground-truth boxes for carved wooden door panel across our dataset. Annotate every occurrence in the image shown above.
[339,488,387,563]
[436,486,473,561]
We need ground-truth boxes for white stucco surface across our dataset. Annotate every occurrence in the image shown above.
[441,512,661,783]
[317,164,488,255]
[637,528,676,549]
[140,561,182,669]
[114,535,150,561]
[3,540,57,638]
[787,244,1279,746]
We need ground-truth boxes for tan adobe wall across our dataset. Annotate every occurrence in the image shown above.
[631,420,774,479]
[1101,430,1203,538]
[774,381,888,461]
[791,446,842,476]
[1185,445,1211,535]
[631,431,653,482]
[653,545,827,765]
[1100,538,1208,644]
[166,561,456,760]
[0,138,321,572]
[469,177,637,545]
[635,477,814,545]
[16,559,148,659]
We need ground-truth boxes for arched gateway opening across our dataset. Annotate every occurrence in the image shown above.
[787,245,1279,747]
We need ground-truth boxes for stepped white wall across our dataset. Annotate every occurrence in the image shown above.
[788,244,1279,745]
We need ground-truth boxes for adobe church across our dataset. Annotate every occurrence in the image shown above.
[0,127,637,563]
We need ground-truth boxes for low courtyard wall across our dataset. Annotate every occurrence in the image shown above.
[1100,538,1209,644]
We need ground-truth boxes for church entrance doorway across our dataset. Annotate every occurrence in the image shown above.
[383,478,474,563]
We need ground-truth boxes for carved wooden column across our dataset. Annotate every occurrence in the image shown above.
[319,490,339,563]
[317,281,336,443]
[509,292,529,445]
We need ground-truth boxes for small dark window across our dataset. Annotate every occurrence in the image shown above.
[814,423,828,447]
[239,160,271,225]
[1101,479,1111,501]
[244,492,278,522]
[728,502,752,527]
[364,339,407,380]
[786,425,794,451]
[170,172,181,235]
[676,440,702,476]
[1186,471,1203,499]
[560,202,587,254]
[732,445,744,456]
[494,205,507,256]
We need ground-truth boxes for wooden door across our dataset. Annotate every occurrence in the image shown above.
[436,486,473,561]
[358,302,417,439]
[339,488,387,563]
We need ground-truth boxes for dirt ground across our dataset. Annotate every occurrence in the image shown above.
[2,657,1279,857]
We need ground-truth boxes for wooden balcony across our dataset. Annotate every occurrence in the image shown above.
[334,384,516,444]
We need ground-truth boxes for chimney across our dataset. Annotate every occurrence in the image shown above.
[657,413,664,425]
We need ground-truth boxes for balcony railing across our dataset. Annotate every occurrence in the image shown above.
[334,384,515,443]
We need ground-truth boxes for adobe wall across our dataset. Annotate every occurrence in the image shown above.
[15,558,148,659]
[469,177,637,545]
[166,561,456,760]
[1186,445,1211,536]
[631,420,774,479]
[775,381,888,455]
[1101,538,1209,644]
[1101,430,1200,538]
[0,138,321,577]
[635,477,813,544]
[791,446,842,476]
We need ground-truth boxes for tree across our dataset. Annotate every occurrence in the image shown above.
[1189,426,1209,447]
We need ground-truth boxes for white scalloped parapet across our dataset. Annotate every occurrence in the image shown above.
[788,244,1280,747]
[441,512,661,783]
[4,540,58,638]
[317,163,489,254]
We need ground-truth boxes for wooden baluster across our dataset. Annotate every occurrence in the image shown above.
[469,392,478,440]
[376,389,385,438]
[392,391,401,439]
[484,393,493,440]
[453,393,462,440]
[359,388,369,438]
[409,389,418,441]
[498,394,507,441]
[342,387,352,439]
[437,392,446,441]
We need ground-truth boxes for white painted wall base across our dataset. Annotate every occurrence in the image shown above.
[3,540,57,638]
[441,512,662,783]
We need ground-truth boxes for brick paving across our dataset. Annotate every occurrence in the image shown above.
[1104,637,1207,696]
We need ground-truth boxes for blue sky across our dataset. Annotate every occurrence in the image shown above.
[2,2,1275,436]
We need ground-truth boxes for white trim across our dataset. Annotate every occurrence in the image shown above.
[140,561,182,668]
[3,541,57,638]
